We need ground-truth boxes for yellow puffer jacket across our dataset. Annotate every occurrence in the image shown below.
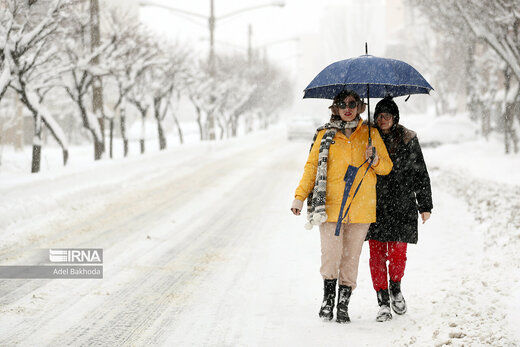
[295,119,393,224]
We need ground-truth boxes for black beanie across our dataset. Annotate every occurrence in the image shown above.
[374,96,399,123]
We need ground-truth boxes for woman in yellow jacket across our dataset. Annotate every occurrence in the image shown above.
[291,90,392,323]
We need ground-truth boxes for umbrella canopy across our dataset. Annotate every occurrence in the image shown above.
[303,55,433,99]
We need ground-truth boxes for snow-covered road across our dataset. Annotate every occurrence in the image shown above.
[0,128,518,346]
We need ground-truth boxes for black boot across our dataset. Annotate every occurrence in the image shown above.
[319,279,337,320]
[336,285,352,323]
[376,289,392,322]
[389,280,407,315]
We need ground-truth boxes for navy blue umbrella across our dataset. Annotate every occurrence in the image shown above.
[303,55,433,99]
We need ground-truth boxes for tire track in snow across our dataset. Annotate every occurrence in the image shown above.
[0,149,212,308]
[137,143,311,346]
[0,137,290,345]
[0,141,274,341]
[0,136,277,306]
[49,141,293,346]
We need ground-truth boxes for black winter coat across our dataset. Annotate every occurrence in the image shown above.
[367,124,433,244]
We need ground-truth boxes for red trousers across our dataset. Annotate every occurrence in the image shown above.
[369,240,407,291]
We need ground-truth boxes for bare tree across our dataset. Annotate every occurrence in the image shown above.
[213,55,255,139]
[408,0,520,153]
[149,42,189,150]
[105,13,161,156]
[185,62,213,141]
[185,53,293,140]
[55,1,117,160]
[1,0,69,172]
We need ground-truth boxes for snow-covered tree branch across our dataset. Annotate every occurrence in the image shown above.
[1,0,69,172]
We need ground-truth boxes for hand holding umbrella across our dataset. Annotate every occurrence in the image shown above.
[365,145,379,165]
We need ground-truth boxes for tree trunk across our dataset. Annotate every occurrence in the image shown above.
[93,131,104,160]
[217,117,225,140]
[504,104,512,154]
[31,114,42,173]
[157,119,166,150]
[482,112,491,140]
[75,91,103,161]
[154,98,167,150]
[140,112,146,154]
[173,115,184,144]
[195,107,204,140]
[119,105,128,157]
[512,101,519,153]
[512,129,519,153]
[207,113,215,140]
[63,149,69,166]
[18,90,67,172]
[225,117,233,139]
[504,68,513,154]
[31,143,41,173]
[261,112,269,129]
[231,115,238,137]
[464,39,478,119]
[41,119,69,167]
[109,118,114,158]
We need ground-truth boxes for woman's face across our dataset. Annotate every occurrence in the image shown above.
[376,112,394,131]
[337,96,359,122]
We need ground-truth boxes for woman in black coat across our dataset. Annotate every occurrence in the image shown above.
[366,97,433,322]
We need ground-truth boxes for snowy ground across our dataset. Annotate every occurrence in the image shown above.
[0,115,519,346]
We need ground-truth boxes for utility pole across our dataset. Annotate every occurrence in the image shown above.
[90,0,105,160]
[207,0,216,140]
[247,23,252,65]
[208,0,215,73]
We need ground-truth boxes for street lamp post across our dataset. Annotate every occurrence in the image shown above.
[209,0,215,72]
[248,23,252,64]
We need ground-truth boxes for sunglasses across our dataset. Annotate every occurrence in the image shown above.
[334,101,358,109]
[376,113,394,120]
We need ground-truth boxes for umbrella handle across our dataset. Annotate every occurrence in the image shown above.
[367,128,375,160]
[366,82,373,150]
[367,136,375,160]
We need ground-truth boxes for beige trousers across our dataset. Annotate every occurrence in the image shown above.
[319,222,370,289]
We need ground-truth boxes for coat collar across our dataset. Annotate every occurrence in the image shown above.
[349,118,364,137]
[335,118,364,139]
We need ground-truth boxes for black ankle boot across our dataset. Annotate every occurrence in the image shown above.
[389,280,407,315]
[336,285,352,323]
[376,289,392,322]
[319,279,337,320]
